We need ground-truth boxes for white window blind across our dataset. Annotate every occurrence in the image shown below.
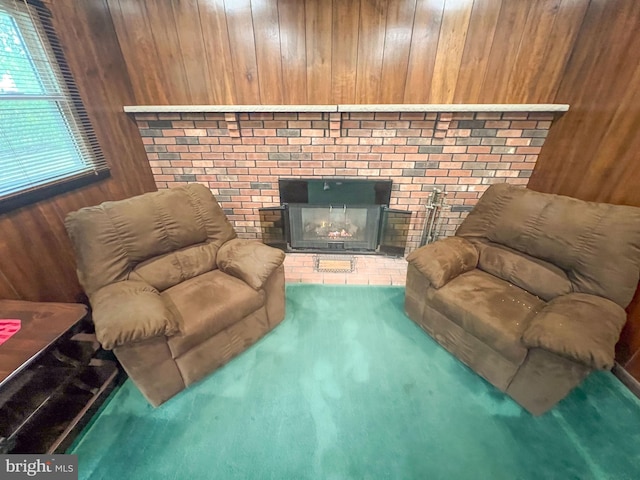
[0,0,108,212]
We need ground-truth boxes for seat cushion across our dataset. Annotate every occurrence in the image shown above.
[163,270,265,358]
[470,239,572,301]
[426,269,545,364]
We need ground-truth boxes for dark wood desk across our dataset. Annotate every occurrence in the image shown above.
[0,300,120,453]
[0,300,88,387]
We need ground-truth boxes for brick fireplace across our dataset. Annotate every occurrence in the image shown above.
[128,105,565,257]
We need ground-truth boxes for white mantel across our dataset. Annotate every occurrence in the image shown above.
[123,103,569,114]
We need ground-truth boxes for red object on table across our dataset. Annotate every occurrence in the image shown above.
[0,319,21,346]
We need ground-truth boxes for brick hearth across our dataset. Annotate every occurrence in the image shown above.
[130,105,562,267]
[284,253,407,286]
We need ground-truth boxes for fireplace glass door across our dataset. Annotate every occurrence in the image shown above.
[288,204,381,251]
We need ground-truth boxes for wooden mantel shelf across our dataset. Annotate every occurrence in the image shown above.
[123,103,570,114]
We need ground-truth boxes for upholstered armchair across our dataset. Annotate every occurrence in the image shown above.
[405,183,640,415]
[65,184,286,406]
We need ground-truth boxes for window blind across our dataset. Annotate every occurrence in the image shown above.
[0,0,108,212]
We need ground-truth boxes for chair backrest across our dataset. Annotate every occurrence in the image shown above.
[65,184,236,296]
[456,183,640,307]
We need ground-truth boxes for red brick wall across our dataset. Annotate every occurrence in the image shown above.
[134,110,555,253]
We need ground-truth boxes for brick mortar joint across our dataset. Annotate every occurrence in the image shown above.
[224,112,241,138]
[141,109,552,255]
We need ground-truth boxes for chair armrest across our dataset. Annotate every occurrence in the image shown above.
[522,293,627,369]
[90,280,178,350]
[406,236,479,288]
[216,239,286,290]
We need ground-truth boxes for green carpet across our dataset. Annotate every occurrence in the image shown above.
[69,285,640,479]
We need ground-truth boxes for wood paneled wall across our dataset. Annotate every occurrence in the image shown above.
[107,0,590,105]
[106,0,640,376]
[0,0,156,303]
[3,0,640,379]
[528,0,640,378]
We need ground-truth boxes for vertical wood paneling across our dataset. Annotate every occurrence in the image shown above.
[172,0,211,104]
[331,0,360,104]
[528,0,640,378]
[622,277,640,379]
[505,0,563,102]
[379,0,416,104]
[142,1,192,103]
[623,286,640,364]
[251,0,284,104]
[355,0,388,104]
[305,0,332,104]
[402,0,445,103]
[429,0,474,103]
[278,0,307,104]
[106,0,170,104]
[7,0,640,379]
[198,0,237,104]
[478,1,532,103]
[530,1,640,198]
[0,0,155,302]
[102,0,640,378]
[224,0,261,103]
[573,61,640,205]
[626,353,640,380]
[0,207,76,301]
[453,0,501,102]
[57,1,155,196]
[109,0,591,106]
[526,0,589,102]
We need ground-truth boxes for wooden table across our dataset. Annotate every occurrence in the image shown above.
[0,300,88,387]
[0,299,120,454]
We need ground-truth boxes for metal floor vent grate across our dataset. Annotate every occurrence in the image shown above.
[314,255,356,273]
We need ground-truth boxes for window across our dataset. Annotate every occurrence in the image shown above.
[0,0,108,213]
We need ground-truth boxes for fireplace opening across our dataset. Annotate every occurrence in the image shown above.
[289,204,381,251]
[259,179,412,256]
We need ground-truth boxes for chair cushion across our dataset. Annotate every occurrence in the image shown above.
[471,239,572,301]
[65,184,237,295]
[91,280,178,350]
[406,237,479,289]
[130,242,219,291]
[216,239,286,290]
[163,270,265,358]
[456,183,640,307]
[523,293,627,369]
[426,269,545,364]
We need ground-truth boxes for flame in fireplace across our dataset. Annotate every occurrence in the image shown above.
[308,217,358,239]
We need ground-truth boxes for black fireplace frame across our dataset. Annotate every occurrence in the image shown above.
[259,178,412,256]
[278,178,393,206]
[288,203,382,251]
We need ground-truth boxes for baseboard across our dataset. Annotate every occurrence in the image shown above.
[612,363,640,399]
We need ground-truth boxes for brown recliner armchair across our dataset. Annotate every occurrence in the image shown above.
[65,184,286,406]
[405,183,640,415]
